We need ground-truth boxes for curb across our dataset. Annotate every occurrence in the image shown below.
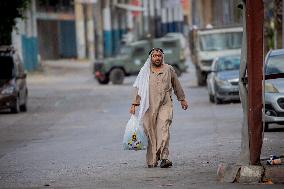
[217,163,284,184]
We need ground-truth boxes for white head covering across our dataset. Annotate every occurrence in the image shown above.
[133,49,164,124]
[133,56,151,124]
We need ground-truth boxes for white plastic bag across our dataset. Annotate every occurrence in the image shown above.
[123,115,148,150]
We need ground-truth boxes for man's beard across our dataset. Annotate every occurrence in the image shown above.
[152,60,162,67]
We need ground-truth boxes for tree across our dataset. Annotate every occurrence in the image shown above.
[0,0,31,45]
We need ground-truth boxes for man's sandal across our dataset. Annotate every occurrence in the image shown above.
[160,159,172,168]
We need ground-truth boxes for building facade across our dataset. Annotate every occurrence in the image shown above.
[190,0,242,29]
[12,0,245,66]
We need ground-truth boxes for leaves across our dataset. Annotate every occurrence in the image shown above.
[0,0,31,45]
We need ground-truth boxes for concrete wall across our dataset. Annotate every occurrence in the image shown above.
[12,0,39,71]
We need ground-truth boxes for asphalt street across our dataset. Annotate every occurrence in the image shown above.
[0,59,283,189]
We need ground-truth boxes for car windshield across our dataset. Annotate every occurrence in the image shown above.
[266,54,284,75]
[0,56,14,79]
[199,32,242,51]
[119,46,131,55]
[217,57,240,71]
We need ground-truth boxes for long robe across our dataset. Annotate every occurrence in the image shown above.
[132,63,185,166]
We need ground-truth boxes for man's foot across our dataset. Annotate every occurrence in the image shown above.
[148,163,158,168]
[160,159,172,168]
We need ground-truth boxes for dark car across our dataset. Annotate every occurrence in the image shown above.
[93,36,187,85]
[206,54,240,104]
[0,47,28,113]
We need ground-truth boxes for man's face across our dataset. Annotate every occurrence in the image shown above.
[151,50,163,67]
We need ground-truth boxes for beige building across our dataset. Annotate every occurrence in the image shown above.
[190,0,242,29]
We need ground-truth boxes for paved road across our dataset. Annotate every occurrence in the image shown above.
[0,59,283,188]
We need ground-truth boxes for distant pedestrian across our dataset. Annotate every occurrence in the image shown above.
[129,48,188,168]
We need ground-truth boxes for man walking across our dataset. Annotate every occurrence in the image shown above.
[129,48,188,168]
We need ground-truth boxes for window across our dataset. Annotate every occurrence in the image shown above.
[133,47,145,56]
[266,54,284,75]
[119,46,131,55]
[217,57,240,71]
[162,41,177,48]
[199,32,242,51]
[0,56,14,79]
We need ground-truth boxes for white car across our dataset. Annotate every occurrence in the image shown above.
[264,49,284,131]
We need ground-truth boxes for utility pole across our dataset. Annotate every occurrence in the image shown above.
[75,0,86,59]
[246,0,264,165]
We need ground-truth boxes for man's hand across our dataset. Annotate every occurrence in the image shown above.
[180,100,188,110]
[129,105,136,114]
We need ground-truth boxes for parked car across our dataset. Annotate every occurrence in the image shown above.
[164,32,187,50]
[189,26,243,86]
[0,46,28,113]
[207,54,240,104]
[164,32,187,62]
[264,49,284,131]
[93,36,187,85]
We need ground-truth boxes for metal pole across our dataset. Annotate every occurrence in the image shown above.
[246,0,264,165]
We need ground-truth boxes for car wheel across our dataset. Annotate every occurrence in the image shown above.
[97,76,109,85]
[264,123,269,132]
[110,68,125,85]
[214,96,222,104]
[173,66,182,77]
[20,90,28,112]
[209,94,215,103]
[11,97,20,113]
[20,103,27,112]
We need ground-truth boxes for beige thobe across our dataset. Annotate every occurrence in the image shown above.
[132,64,185,166]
